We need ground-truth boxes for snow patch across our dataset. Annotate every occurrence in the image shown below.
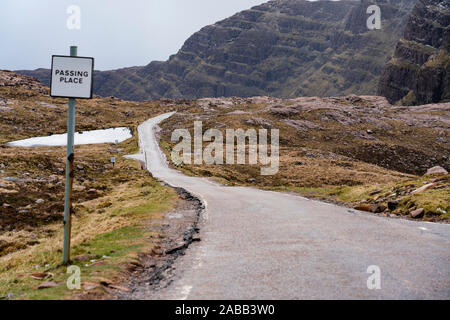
[7,127,132,147]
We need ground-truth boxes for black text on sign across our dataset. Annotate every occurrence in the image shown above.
[50,56,94,99]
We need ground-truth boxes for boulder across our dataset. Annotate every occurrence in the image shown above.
[425,166,448,176]
[410,208,425,218]
[354,204,386,213]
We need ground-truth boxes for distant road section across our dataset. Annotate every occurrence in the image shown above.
[134,112,450,300]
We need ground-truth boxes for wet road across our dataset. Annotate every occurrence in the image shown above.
[134,112,450,300]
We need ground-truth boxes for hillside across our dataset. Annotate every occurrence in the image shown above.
[1,70,449,299]
[156,94,450,221]
[18,0,417,101]
[378,0,450,105]
[0,70,196,299]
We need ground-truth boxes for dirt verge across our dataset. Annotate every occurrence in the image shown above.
[113,186,204,300]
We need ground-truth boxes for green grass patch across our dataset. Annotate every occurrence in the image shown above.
[0,176,176,300]
[0,224,155,300]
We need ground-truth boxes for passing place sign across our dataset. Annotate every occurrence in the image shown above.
[50,55,94,99]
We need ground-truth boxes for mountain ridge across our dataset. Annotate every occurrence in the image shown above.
[18,0,417,101]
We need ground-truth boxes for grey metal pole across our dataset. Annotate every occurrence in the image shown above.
[63,46,78,264]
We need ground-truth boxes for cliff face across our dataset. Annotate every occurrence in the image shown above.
[378,0,450,105]
[18,0,416,101]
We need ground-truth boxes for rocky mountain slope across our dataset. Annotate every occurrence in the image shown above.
[378,0,450,105]
[18,0,416,101]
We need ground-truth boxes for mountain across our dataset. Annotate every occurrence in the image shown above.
[378,0,450,105]
[18,0,417,101]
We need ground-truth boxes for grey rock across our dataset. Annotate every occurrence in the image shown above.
[425,166,448,176]
[411,208,425,218]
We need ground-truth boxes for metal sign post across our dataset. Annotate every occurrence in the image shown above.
[63,46,77,264]
[50,46,94,264]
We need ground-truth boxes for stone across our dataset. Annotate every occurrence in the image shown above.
[412,183,435,194]
[89,260,106,267]
[35,199,44,204]
[48,175,59,183]
[244,118,272,129]
[387,200,400,211]
[411,208,424,219]
[354,204,373,212]
[123,110,135,117]
[354,204,385,213]
[425,166,448,176]
[73,184,86,191]
[30,272,52,280]
[73,254,97,262]
[83,282,101,290]
[87,189,98,195]
[0,106,13,112]
[372,205,387,213]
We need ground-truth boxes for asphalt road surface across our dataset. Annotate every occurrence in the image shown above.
[134,112,450,300]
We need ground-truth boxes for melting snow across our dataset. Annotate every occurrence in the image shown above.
[7,127,132,147]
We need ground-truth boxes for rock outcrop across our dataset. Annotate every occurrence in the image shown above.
[378,0,450,105]
[0,70,48,93]
[18,0,416,101]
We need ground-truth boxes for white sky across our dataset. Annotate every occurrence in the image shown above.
[0,0,269,70]
[0,0,330,71]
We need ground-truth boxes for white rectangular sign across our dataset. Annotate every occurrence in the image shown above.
[50,55,94,99]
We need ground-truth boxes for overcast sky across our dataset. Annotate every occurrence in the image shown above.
[0,0,275,71]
